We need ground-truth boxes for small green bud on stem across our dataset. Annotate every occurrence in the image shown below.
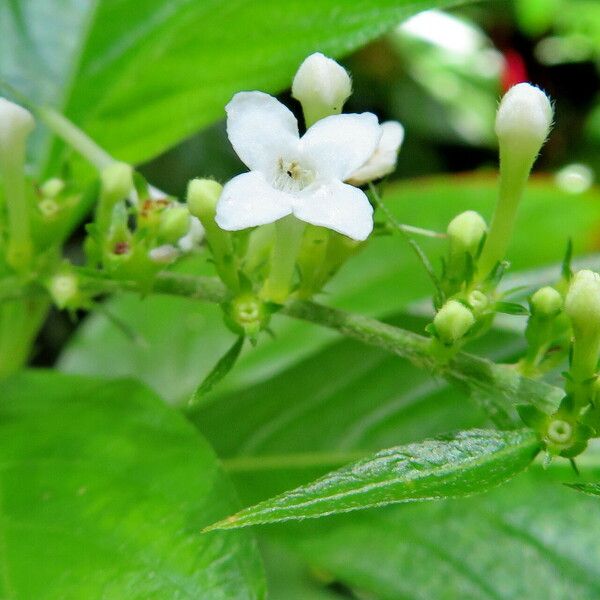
[97,162,133,235]
[565,270,600,407]
[433,300,475,346]
[187,178,239,292]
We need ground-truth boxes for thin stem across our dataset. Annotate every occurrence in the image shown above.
[477,147,529,280]
[36,106,114,170]
[222,450,368,473]
[396,223,447,239]
[68,269,563,427]
[260,215,305,303]
[369,183,443,299]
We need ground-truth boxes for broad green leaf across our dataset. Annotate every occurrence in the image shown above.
[0,371,265,599]
[1,0,457,169]
[268,460,600,600]
[59,175,600,404]
[206,429,539,530]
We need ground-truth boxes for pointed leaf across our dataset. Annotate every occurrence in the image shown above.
[205,429,540,530]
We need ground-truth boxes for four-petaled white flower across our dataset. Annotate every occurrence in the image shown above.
[215,91,383,241]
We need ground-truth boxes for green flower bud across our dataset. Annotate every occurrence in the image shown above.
[433,300,475,345]
[48,272,79,309]
[187,178,223,222]
[565,270,600,338]
[447,210,487,256]
[40,178,65,198]
[100,162,133,203]
[187,178,239,292]
[292,53,352,126]
[565,270,600,389]
[468,290,489,314]
[531,286,562,318]
[158,206,190,244]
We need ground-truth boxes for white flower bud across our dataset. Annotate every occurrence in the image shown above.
[468,290,489,313]
[447,210,487,256]
[433,300,475,345]
[347,121,404,185]
[0,97,34,156]
[149,244,179,264]
[495,83,553,163]
[565,270,600,337]
[292,53,352,126]
[531,286,562,318]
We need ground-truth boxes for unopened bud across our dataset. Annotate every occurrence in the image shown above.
[0,97,34,156]
[495,83,553,162]
[149,244,179,264]
[158,206,190,243]
[187,178,222,224]
[433,300,475,345]
[447,211,487,256]
[40,178,65,198]
[347,121,404,185]
[468,290,489,313]
[565,270,600,384]
[292,53,352,126]
[48,272,79,309]
[100,162,133,204]
[565,270,600,337]
[531,286,562,318]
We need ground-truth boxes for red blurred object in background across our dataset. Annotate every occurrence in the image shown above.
[501,49,528,90]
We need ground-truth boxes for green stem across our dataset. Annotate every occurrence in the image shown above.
[1,149,33,271]
[477,148,529,280]
[222,450,368,473]
[36,106,114,170]
[260,216,305,303]
[70,269,563,426]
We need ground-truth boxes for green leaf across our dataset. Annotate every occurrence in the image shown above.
[205,429,540,530]
[188,335,245,409]
[0,370,265,599]
[565,482,600,497]
[59,175,600,404]
[269,460,600,600]
[1,0,457,169]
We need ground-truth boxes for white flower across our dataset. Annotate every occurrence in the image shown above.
[347,121,404,185]
[216,92,381,241]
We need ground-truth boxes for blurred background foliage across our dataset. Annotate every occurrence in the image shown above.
[36,0,600,364]
[141,0,600,195]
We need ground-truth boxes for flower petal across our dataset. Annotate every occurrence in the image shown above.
[293,180,373,241]
[299,113,381,181]
[216,172,293,230]
[226,91,299,172]
[346,120,404,185]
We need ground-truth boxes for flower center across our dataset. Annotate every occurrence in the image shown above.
[273,158,315,193]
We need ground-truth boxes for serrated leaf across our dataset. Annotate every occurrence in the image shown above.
[205,429,540,530]
[565,482,600,497]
